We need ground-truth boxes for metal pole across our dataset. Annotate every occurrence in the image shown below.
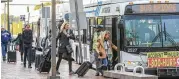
[4,3,6,28]
[48,0,61,79]
[45,7,48,36]
[7,0,10,50]
[7,0,10,31]
[74,0,83,64]
[28,10,30,24]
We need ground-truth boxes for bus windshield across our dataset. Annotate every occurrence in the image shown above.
[124,15,179,47]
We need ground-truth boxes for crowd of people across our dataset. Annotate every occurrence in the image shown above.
[1,25,33,68]
[1,20,118,76]
[55,21,118,76]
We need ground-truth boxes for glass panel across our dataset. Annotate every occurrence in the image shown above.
[161,15,179,47]
[97,17,104,26]
[124,15,161,47]
[105,25,112,27]
[105,17,112,25]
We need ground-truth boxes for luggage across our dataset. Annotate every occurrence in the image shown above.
[7,50,16,63]
[75,61,93,77]
[38,58,51,73]
[31,48,36,63]
[35,53,43,69]
[27,48,36,63]
[7,43,16,63]
[38,46,51,73]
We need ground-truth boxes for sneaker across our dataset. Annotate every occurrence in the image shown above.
[56,71,60,74]
[28,66,32,68]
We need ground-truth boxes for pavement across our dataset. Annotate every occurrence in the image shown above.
[1,51,109,79]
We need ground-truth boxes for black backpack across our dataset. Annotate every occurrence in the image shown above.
[22,30,32,44]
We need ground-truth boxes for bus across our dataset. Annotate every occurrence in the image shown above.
[81,0,179,77]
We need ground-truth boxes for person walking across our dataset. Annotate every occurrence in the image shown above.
[1,27,11,61]
[56,22,75,75]
[22,25,33,68]
[97,31,118,74]
[90,25,104,76]
[12,32,23,62]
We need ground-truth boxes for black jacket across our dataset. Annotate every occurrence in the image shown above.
[56,29,75,53]
[22,29,33,45]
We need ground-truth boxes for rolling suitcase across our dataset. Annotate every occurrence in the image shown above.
[75,61,94,77]
[7,43,16,63]
[35,53,43,69]
[38,59,51,73]
[38,47,51,73]
[31,48,36,63]
[7,50,16,63]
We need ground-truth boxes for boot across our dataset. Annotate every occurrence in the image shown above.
[21,57,23,62]
[95,72,100,76]
[3,56,6,61]
[24,64,26,68]
[100,66,108,76]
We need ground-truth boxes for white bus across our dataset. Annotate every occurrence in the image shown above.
[72,0,179,77]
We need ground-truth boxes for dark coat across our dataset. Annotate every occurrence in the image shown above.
[56,29,75,53]
[22,29,33,47]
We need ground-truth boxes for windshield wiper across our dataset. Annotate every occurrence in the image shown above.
[164,23,167,41]
[145,22,179,52]
[163,22,179,49]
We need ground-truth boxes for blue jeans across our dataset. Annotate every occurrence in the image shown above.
[101,58,108,66]
[23,44,32,66]
[1,43,7,57]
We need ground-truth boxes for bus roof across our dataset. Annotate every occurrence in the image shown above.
[84,0,147,8]
[84,0,179,8]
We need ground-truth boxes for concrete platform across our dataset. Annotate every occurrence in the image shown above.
[1,51,107,79]
[103,63,158,79]
[104,71,158,79]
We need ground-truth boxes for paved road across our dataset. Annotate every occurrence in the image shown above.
[1,51,108,79]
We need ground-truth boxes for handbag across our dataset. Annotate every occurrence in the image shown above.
[66,45,73,53]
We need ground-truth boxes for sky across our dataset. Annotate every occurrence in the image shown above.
[1,0,109,16]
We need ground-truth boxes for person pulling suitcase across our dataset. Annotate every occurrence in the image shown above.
[1,27,11,61]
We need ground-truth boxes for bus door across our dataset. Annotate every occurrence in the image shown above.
[105,16,119,64]
[112,17,118,63]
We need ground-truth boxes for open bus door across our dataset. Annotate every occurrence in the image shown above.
[117,16,125,63]
[111,17,118,66]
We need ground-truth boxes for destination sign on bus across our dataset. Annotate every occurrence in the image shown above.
[125,3,179,14]
[147,51,179,68]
